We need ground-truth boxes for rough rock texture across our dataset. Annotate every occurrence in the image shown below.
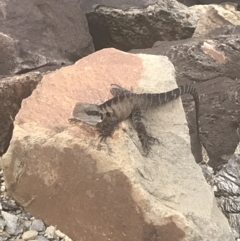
[81,0,198,51]
[0,72,43,159]
[0,32,18,76]
[177,0,240,7]
[199,0,240,4]
[177,0,200,6]
[199,142,240,239]
[190,3,240,37]
[130,34,240,170]
[1,49,234,241]
[0,0,94,75]
[213,143,240,239]
[205,24,240,38]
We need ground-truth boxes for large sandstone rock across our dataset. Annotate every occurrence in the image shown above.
[130,34,240,170]
[0,72,43,159]
[81,0,198,51]
[0,0,94,75]
[190,3,240,37]
[1,49,234,241]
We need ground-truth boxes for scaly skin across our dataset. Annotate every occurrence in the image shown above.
[69,84,200,155]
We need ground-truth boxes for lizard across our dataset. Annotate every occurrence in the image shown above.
[69,84,201,155]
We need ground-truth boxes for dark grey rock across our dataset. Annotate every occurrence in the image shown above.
[1,200,19,212]
[199,0,239,4]
[30,219,45,232]
[201,144,240,239]
[0,72,43,157]
[177,0,201,6]
[1,211,21,235]
[81,0,199,51]
[0,0,94,75]
[205,25,240,38]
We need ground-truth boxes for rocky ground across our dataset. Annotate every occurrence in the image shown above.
[0,169,72,241]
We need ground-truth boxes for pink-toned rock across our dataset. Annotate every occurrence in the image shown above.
[2,48,234,241]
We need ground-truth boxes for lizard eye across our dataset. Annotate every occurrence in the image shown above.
[86,110,100,116]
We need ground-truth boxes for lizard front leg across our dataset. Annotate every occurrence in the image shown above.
[131,108,159,155]
[96,116,119,142]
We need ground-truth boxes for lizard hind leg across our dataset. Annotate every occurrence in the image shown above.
[131,108,159,155]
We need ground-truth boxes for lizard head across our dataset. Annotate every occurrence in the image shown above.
[70,102,102,126]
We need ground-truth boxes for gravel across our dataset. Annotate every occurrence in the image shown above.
[0,169,73,241]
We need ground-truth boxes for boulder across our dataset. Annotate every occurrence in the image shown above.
[0,32,18,76]
[177,0,200,6]
[130,34,240,170]
[0,72,43,159]
[0,0,94,75]
[2,48,234,241]
[190,3,240,37]
[200,142,240,239]
[214,142,240,239]
[199,0,239,4]
[81,0,199,51]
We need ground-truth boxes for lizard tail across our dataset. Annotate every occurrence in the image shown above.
[153,84,200,146]
[179,85,200,146]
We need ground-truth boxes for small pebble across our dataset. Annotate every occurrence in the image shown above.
[64,236,73,241]
[36,235,49,241]
[55,229,66,239]
[45,226,56,239]
[24,220,32,228]
[30,219,45,232]
[0,168,70,241]
[0,186,5,192]
[1,211,19,235]
[22,230,38,240]
[0,218,6,230]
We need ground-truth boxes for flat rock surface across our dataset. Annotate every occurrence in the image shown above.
[2,48,234,241]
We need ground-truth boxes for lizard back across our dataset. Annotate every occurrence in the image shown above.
[98,84,200,142]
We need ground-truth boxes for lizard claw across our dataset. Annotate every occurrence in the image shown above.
[68,117,80,124]
[140,134,160,156]
[99,134,108,143]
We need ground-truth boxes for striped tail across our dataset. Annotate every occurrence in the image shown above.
[179,85,200,144]
[152,85,200,144]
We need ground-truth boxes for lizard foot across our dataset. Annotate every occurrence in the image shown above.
[140,134,160,156]
[68,117,81,124]
[99,134,109,143]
